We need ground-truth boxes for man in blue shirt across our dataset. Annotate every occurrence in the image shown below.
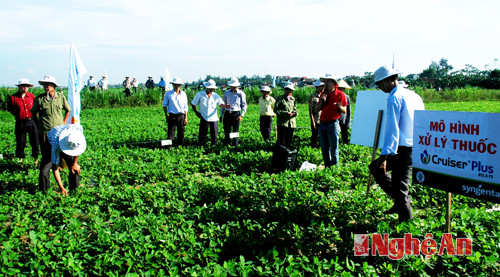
[369,66,425,222]
[221,77,247,147]
[191,80,228,146]
[163,77,188,147]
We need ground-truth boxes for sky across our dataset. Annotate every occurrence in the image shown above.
[1,0,499,86]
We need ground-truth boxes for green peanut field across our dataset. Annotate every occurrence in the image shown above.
[0,99,499,276]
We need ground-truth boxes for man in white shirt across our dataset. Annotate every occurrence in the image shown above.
[163,77,188,147]
[87,76,96,91]
[221,77,247,146]
[369,65,425,222]
[191,79,229,146]
[98,76,108,91]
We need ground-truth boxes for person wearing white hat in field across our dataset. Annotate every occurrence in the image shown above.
[163,77,188,147]
[132,77,139,94]
[368,65,425,222]
[47,124,86,196]
[191,79,230,146]
[145,76,155,90]
[98,75,108,91]
[337,79,352,145]
[308,79,324,148]
[221,77,247,147]
[318,74,347,167]
[123,76,132,96]
[31,75,71,192]
[275,82,298,148]
[258,85,275,141]
[8,78,39,164]
[158,77,166,92]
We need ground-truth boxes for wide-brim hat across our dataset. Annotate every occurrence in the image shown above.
[320,74,338,83]
[59,127,87,156]
[38,75,58,87]
[337,79,351,89]
[284,83,295,91]
[260,85,271,93]
[370,66,401,87]
[171,77,183,85]
[203,79,218,89]
[16,78,34,87]
[227,77,241,87]
[312,79,324,87]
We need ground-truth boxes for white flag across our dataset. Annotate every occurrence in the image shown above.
[165,65,173,91]
[67,41,87,124]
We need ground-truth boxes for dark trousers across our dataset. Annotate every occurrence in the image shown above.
[39,134,80,192]
[310,122,319,148]
[124,88,131,97]
[369,147,413,221]
[260,116,273,141]
[223,111,241,146]
[15,119,39,158]
[199,119,218,146]
[340,123,349,144]
[167,113,186,147]
[277,125,294,148]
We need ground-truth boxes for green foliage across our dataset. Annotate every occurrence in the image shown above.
[0,103,499,275]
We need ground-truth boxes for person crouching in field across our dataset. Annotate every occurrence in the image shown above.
[309,79,324,148]
[163,77,188,147]
[258,85,275,141]
[191,80,229,146]
[337,79,352,145]
[369,65,425,222]
[7,78,39,164]
[47,124,86,196]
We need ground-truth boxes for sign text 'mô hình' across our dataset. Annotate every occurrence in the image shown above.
[413,111,500,203]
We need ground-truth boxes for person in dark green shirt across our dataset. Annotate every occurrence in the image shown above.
[274,83,297,147]
[31,75,71,193]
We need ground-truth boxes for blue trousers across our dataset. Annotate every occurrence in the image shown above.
[319,121,340,167]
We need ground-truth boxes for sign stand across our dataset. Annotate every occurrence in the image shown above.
[366,110,384,198]
[446,192,452,233]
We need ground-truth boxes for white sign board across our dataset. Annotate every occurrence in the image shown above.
[161,140,173,146]
[229,132,239,139]
[413,111,500,203]
[350,90,388,148]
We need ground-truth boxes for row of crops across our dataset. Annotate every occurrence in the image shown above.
[0,102,499,275]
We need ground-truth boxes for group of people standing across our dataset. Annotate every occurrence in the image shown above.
[8,67,424,223]
[86,75,108,91]
[8,76,86,196]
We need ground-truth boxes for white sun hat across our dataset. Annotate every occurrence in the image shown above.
[260,85,272,93]
[16,78,34,87]
[203,79,218,89]
[337,79,351,89]
[170,77,183,85]
[227,77,241,87]
[59,126,87,156]
[284,82,295,91]
[38,75,58,87]
[320,73,338,83]
[312,79,324,87]
[373,66,401,83]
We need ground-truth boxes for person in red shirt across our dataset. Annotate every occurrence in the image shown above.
[7,79,39,163]
[318,74,347,167]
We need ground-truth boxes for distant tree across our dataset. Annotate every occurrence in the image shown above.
[438,58,453,76]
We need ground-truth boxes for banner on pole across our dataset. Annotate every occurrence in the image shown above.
[413,111,500,203]
[67,42,87,124]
